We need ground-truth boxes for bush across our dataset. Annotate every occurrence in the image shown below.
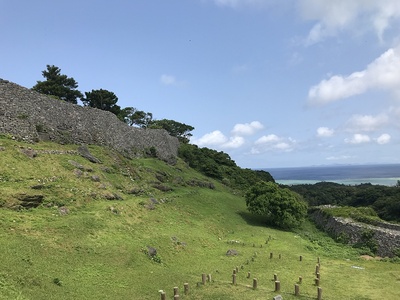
[245,182,308,230]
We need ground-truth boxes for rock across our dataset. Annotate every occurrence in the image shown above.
[273,295,283,300]
[20,148,37,158]
[226,249,239,256]
[69,160,84,170]
[147,246,157,257]
[103,192,123,200]
[0,146,5,151]
[91,175,101,182]
[16,194,44,208]
[58,206,69,215]
[77,145,101,163]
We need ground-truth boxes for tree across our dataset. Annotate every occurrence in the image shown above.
[82,89,121,115]
[119,107,153,128]
[245,182,307,229]
[32,65,83,104]
[149,119,194,143]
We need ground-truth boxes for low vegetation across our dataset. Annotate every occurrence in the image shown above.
[1,135,400,299]
[287,182,400,223]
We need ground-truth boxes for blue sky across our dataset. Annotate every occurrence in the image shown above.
[2,0,400,168]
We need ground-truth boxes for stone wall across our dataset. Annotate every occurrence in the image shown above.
[0,79,180,163]
[309,208,400,257]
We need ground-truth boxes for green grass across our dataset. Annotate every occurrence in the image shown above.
[0,135,399,299]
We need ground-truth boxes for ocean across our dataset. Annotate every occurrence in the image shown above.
[265,164,400,186]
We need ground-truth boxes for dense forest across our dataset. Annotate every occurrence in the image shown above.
[285,182,400,222]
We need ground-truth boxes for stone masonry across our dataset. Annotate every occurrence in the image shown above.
[0,79,180,163]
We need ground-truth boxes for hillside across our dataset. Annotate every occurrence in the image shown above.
[1,135,400,300]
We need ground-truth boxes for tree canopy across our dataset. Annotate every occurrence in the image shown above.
[149,119,194,143]
[245,182,307,229]
[32,65,83,104]
[82,89,121,115]
[119,107,153,128]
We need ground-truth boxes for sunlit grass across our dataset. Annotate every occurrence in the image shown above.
[0,135,399,299]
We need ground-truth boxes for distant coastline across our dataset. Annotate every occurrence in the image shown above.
[264,164,400,186]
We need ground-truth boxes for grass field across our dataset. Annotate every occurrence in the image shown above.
[0,135,399,299]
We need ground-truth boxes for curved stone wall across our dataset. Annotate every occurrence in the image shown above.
[310,208,400,257]
[0,79,179,163]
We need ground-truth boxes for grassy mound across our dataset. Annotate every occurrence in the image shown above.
[0,135,399,299]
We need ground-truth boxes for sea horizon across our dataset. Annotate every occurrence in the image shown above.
[263,163,400,186]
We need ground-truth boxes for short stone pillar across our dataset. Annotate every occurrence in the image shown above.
[160,291,166,300]
[298,276,303,284]
[253,278,258,290]
[295,284,300,296]
[274,280,280,292]
[173,287,178,296]
[202,273,206,285]
[183,283,189,295]
[232,274,237,285]
[317,287,322,300]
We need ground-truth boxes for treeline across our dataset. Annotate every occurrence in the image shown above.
[32,65,193,143]
[178,143,274,190]
[286,182,400,222]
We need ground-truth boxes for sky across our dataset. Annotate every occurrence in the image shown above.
[1,0,400,168]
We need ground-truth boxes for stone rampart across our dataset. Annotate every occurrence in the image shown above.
[0,79,180,163]
[309,208,400,257]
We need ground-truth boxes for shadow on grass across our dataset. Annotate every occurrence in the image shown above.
[237,211,267,227]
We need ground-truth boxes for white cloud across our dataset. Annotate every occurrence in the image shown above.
[252,134,296,153]
[255,134,280,144]
[345,114,389,132]
[191,130,245,149]
[160,74,187,87]
[231,121,264,136]
[299,0,400,44]
[317,126,334,137]
[308,45,400,105]
[213,0,272,8]
[326,155,352,161]
[192,130,228,146]
[376,133,391,144]
[223,136,246,148]
[344,133,371,144]
[160,74,177,86]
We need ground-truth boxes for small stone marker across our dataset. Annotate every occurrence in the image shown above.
[253,278,258,289]
[184,283,189,295]
[298,276,303,284]
[318,287,322,300]
[160,291,166,300]
[232,274,237,285]
[202,273,206,285]
[173,287,178,296]
[274,281,280,292]
[295,284,300,296]
[273,295,283,300]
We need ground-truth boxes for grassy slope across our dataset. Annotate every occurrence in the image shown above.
[0,136,399,300]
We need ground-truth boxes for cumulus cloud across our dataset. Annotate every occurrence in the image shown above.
[298,0,400,44]
[191,130,245,149]
[344,134,371,144]
[252,134,296,153]
[192,130,228,146]
[345,114,389,132]
[231,121,264,136]
[317,127,334,137]
[376,133,391,144]
[308,45,400,105]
